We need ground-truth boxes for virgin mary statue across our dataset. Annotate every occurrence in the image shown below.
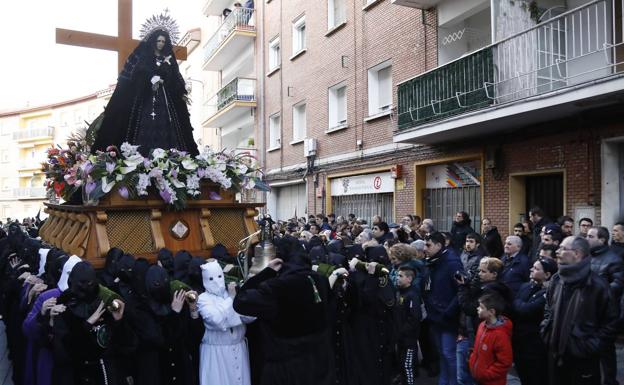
[91,12,199,156]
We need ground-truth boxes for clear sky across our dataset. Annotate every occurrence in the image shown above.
[0,0,201,112]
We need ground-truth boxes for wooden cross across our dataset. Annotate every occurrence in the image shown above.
[56,0,187,73]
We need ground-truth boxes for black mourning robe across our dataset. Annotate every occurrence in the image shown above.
[233,264,334,385]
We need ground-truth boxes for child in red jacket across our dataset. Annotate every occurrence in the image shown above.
[469,293,513,385]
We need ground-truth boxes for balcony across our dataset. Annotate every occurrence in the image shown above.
[390,0,442,9]
[13,127,54,142]
[202,8,256,72]
[202,77,256,128]
[14,187,46,200]
[202,0,235,16]
[395,0,624,144]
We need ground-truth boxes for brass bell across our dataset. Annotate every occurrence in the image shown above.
[185,292,198,303]
[109,299,122,312]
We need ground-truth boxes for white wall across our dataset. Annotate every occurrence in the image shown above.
[601,138,624,229]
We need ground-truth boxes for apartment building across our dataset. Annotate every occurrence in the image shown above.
[256,0,624,234]
[0,92,109,220]
[258,0,436,223]
[393,0,624,233]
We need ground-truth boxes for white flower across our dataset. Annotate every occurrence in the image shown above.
[152,148,166,160]
[181,159,197,170]
[237,163,249,174]
[101,177,116,193]
[137,173,151,196]
[120,142,140,157]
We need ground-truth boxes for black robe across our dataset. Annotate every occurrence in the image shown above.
[233,264,334,385]
[91,30,198,157]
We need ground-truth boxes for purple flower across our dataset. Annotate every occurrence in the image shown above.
[81,161,94,175]
[85,181,97,195]
[197,168,207,178]
[106,162,115,174]
[159,189,172,203]
[143,159,152,168]
[208,191,223,200]
[118,186,129,199]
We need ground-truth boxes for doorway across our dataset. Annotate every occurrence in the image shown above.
[525,174,564,221]
[509,170,565,232]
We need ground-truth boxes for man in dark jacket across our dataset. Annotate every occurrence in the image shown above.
[529,207,551,261]
[481,218,503,258]
[541,236,618,385]
[450,212,474,255]
[500,236,530,295]
[459,232,485,281]
[423,232,463,385]
[586,226,624,385]
[611,222,624,260]
[372,221,394,245]
[233,235,333,385]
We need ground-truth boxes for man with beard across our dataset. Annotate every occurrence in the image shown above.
[233,235,333,385]
[52,261,132,385]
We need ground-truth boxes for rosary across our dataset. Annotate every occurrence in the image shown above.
[151,55,172,120]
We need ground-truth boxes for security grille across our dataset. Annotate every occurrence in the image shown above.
[424,186,481,232]
[332,193,394,225]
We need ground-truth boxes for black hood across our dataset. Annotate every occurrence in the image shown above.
[18,238,42,273]
[157,248,175,276]
[365,245,389,265]
[276,235,310,266]
[104,247,124,275]
[145,265,172,316]
[173,250,192,282]
[45,252,69,288]
[116,254,136,283]
[309,245,327,265]
[187,256,205,292]
[65,262,100,319]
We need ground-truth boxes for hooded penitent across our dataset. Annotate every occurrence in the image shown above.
[173,250,193,282]
[37,248,51,277]
[201,259,227,298]
[58,255,82,292]
[116,254,136,284]
[157,248,175,277]
[145,265,172,316]
[65,261,100,319]
[44,252,69,288]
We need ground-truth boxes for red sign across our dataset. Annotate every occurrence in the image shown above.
[373,176,382,190]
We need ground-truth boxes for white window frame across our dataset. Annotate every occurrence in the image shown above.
[292,15,306,55]
[328,0,346,29]
[268,113,281,150]
[367,60,393,116]
[292,102,306,144]
[269,36,281,71]
[328,82,347,131]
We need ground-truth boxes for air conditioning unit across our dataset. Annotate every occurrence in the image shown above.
[304,138,317,157]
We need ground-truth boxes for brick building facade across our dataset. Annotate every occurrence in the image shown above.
[256,0,624,235]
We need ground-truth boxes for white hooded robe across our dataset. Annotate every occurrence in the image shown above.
[197,260,254,385]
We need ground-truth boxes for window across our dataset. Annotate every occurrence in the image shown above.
[328,0,346,29]
[292,102,306,142]
[269,113,281,149]
[292,15,306,55]
[328,82,347,129]
[269,36,281,71]
[368,61,392,116]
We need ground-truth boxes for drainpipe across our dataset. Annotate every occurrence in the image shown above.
[258,1,267,207]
